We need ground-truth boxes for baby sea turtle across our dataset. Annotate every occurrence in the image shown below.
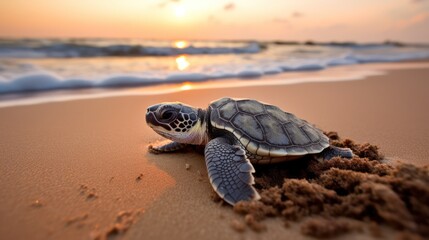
[146,97,353,205]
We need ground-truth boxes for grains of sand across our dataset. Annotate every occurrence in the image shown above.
[230,132,429,238]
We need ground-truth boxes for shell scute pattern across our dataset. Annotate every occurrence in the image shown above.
[219,101,238,120]
[210,98,329,157]
[265,105,292,123]
[236,100,265,115]
[269,146,288,157]
[302,124,320,142]
[232,113,264,141]
[239,137,250,148]
[255,114,289,145]
[210,108,221,129]
[211,97,231,108]
[283,122,311,145]
[291,116,305,126]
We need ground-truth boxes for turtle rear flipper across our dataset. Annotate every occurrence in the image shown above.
[204,137,260,205]
[318,146,354,160]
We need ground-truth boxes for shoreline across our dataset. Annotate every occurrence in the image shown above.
[1,61,429,108]
[0,61,428,239]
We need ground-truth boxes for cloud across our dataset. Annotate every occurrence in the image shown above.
[387,12,429,42]
[224,3,235,11]
[272,17,289,23]
[208,15,221,23]
[272,17,293,29]
[292,11,303,18]
[158,0,181,8]
[395,12,429,29]
[272,11,303,24]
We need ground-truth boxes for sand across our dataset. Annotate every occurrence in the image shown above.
[0,62,428,240]
[233,133,428,238]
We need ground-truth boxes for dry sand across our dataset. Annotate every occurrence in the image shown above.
[0,62,428,240]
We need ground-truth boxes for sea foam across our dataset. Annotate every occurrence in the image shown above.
[1,39,429,94]
[0,41,261,58]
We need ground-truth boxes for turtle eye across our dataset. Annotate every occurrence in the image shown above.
[161,110,174,120]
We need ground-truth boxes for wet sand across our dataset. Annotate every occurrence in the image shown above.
[0,62,428,239]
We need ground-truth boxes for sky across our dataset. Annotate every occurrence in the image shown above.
[0,0,428,43]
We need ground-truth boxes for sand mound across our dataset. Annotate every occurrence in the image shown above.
[232,132,429,238]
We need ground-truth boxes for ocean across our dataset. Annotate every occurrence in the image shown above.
[1,38,429,94]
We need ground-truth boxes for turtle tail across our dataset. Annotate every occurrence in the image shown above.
[318,146,354,160]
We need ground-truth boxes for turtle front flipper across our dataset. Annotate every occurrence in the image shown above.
[148,141,187,154]
[204,137,260,205]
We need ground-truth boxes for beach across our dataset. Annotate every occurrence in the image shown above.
[0,62,429,239]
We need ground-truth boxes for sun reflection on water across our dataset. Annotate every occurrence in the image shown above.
[180,82,193,91]
[175,55,190,71]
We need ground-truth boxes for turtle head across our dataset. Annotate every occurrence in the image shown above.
[145,102,207,144]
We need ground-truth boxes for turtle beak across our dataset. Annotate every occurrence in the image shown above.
[145,104,160,127]
[145,104,172,131]
[145,111,155,127]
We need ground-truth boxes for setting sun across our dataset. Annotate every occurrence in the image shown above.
[173,41,189,49]
[0,0,428,41]
[174,5,186,18]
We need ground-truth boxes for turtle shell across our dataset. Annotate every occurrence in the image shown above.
[209,97,329,157]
